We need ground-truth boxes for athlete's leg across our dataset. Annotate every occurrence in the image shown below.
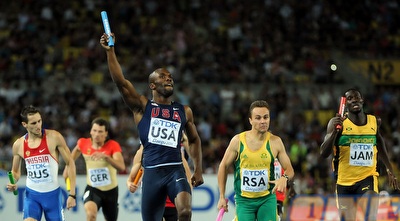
[42,188,65,221]
[83,186,101,221]
[142,167,168,221]
[23,188,43,221]
[163,207,178,221]
[277,200,283,220]
[257,194,278,221]
[174,191,192,221]
[102,187,119,221]
[234,195,257,221]
[336,184,357,221]
[356,176,379,221]
[169,165,192,221]
[358,190,378,221]
[84,201,99,221]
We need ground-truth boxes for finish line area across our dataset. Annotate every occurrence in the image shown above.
[287,194,399,221]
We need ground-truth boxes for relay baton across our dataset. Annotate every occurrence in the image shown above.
[216,199,228,221]
[335,96,346,130]
[133,168,143,185]
[65,177,71,191]
[101,11,114,47]
[7,171,18,195]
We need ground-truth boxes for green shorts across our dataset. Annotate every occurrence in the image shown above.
[234,193,278,221]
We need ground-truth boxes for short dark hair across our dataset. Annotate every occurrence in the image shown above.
[343,87,362,97]
[91,117,110,132]
[20,105,41,123]
[249,100,270,118]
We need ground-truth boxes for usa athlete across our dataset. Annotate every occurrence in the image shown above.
[100,33,204,221]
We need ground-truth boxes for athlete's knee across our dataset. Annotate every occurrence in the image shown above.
[177,207,192,221]
[84,201,99,221]
[85,210,97,221]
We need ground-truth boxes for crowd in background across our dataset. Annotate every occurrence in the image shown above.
[1,0,400,196]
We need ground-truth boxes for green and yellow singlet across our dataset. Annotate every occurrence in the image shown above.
[233,132,275,198]
[336,115,379,186]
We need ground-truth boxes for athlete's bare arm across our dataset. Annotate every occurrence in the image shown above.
[127,146,143,193]
[183,105,203,187]
[376,117,399,190]
[100,33,148,114]
[270,134,294,193]
[320,117,340,158]
[91,150,126,172]
[7,138,23,192]
[273,135,294,180]
[51,130,77,210]
[63,145,82,178]
[217,134,239,212]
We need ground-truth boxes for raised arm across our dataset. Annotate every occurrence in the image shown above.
[100,33,147,112]
[183,105,204,187]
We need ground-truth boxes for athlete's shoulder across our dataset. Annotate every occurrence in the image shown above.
[368,114,381,124]
[231,133,242,144]
[269,132,282,141]
[77,137,91,147]
[167,100,183,106]
[12,136,24,149]
[43,129,57,136]
[44,129,64,140]
[106,139,122,149]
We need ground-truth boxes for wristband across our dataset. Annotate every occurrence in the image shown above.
[68,194,76,199]
[282,174,290,180]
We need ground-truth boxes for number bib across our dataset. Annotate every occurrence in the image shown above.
[148,118,181,148]
[241,169,269,192]
[26,162,52,183]
[89,167,111,187]
[349,143,374,166]
[25,155,53,184]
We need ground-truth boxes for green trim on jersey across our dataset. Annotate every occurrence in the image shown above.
[233,132,275,198]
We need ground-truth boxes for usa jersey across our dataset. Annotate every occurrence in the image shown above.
[138,100,186,168]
